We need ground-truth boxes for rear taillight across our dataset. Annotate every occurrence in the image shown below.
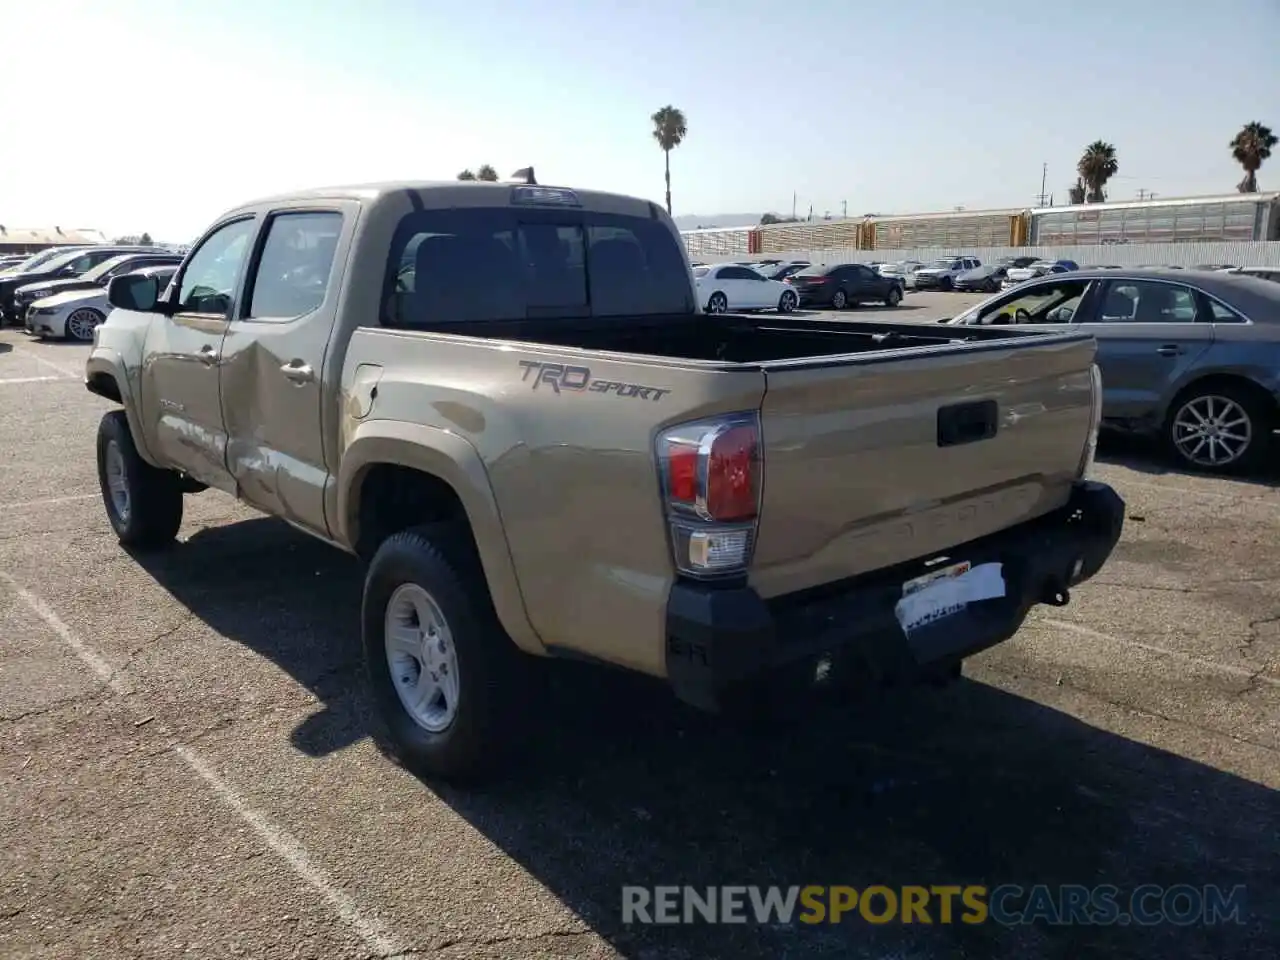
[1078,363,1103,477]
[656,413,762,578]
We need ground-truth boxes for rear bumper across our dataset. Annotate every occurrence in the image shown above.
[665,480,1125,711]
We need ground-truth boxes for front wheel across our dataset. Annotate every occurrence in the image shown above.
[65,307,105,342]
[985,278,1000,293]
[706,292,728,314]
[362,525,527,782]
[940,276,954,291]
[1165,385,1269,473]
[884,286,902,307]
[831,290,848,309]
[778,289,797,313]
[96,411,183,548]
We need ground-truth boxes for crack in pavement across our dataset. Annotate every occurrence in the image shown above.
[983,662,1278,754]
[382,928,600,958]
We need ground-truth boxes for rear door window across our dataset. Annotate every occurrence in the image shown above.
[385,207,692,326]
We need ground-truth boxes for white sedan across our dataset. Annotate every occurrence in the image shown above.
[694,263,799,314]
[24,264,178,341]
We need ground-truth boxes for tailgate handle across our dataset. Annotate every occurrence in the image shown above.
[937,400,998,447]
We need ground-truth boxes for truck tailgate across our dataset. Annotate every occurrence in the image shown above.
[751,334,1098,599]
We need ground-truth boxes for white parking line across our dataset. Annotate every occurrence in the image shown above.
[174,746,406,956]
[0,375,65,385]
[0,493,98,509]
[0,572,408,957]
[1040,616,1280,688]
[7,347,81,379]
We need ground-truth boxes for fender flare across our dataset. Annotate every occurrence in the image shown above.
[84,347,162,467]
[336,420,543,655]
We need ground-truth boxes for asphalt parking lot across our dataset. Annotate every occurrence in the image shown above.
[1,315,1277,960]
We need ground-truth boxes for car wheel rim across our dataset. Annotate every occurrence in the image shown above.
[104,440,131,523]
[833,292,846,308]
[1172,395,1252,467]
[67,309,101,341]
[708,295,726,314]
[384,583,460,733]
[781,293,795,312]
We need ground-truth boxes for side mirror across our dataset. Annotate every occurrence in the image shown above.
[107,273,164,313]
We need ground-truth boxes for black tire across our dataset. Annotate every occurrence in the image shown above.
[706,292,728,314]
[96,410,183,549]
[884,285,902,307]
[985,278,1000,293]
[940,276,954,291]
[1163,381,1272,474]
[778,290,797,313]
[831,289,848,309]
[361,524,527,782]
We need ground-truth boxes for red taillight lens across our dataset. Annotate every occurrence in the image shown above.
[706,425,758,521]
[667,442,699,503]
[657,413,762,578]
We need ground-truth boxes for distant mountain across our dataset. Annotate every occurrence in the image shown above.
[672,213,764,230]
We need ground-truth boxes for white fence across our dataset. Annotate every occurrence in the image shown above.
[694,241,1280,269]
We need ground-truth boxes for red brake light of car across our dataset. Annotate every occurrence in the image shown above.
[706,425,758,521]
[656,414,762,577]
[667,442,699,503]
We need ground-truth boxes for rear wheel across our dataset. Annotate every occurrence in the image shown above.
[1165,383,1270,473]
[96,411,183,549]
[831,289,848,309]
[362,524,528,782]
[884,286,902,307]
[706,292,728,314]
[985,277,1000,293]
[778,289,797,313]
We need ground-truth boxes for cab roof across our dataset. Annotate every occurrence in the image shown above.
[227,180,667,221]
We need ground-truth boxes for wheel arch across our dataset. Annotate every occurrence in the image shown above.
[337,421,543,654]
[85,349,163,467]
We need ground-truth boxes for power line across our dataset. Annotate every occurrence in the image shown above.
[1035,162,1050,206]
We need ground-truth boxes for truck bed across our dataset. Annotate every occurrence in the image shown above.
[437,313,1049,365]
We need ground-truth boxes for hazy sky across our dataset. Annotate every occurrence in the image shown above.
[3,0,1277,240]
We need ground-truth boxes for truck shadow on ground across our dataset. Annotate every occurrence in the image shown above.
[1096,432,1280,490]
[131,516,1276,960]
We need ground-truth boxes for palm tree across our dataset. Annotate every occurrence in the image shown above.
[476,164,498,181]
[1067,178,1086,204]
[1077,141,1118,203]
[457,169,477,181]
[650,105,687,215]
[1230,122,1277,193]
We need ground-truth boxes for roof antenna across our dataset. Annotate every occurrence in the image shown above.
[510,166,537,185]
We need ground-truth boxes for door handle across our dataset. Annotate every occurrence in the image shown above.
[280,360,315,383]
[197,344,218,365]
[1156,344,1185,357]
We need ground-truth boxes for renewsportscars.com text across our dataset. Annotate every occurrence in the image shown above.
[621,884,1247,927]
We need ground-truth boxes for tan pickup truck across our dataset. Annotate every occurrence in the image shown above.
[86,180,1124,781]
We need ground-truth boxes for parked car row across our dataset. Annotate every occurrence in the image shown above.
[940,267,1280,473]
[0,245,183,340]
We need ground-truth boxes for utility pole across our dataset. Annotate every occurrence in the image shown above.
[1035,162,1049,206]
[1136,188,1158,201]
[842,200,847,219]
[792,191,797,220]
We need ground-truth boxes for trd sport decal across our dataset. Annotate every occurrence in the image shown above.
[518,360,670,401]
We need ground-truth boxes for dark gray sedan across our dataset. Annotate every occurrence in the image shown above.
[944,268,1280,473]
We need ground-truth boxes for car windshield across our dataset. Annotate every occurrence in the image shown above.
[81,256,138,282]
[9,249,74,273]
[929,259,958,268]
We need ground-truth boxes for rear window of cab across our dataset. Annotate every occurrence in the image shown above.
[383,207,694,326]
